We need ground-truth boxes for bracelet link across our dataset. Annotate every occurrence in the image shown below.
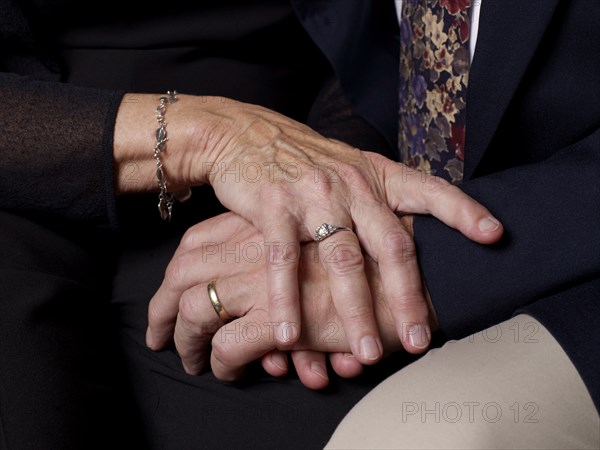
[152,91,191,221]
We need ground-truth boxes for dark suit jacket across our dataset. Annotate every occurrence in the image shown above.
[295,0,600,410]
[1,0,599,412]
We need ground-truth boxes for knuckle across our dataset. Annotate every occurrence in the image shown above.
[389,293,427,315]
[179,228,200,253]
[269,290,293,310]
[456,196,480,216]
[259,184,291,209]
[211,338,236,369]
[338,163,371,193]
[337,161,361,179]
[311,167,335,195]
[381,229,416,262]
[178,290,202,325]
[327,244,364,276]
[343,303,375,324]
[398,293,426,307]
[165,254,192,288]
[421,175,451,196]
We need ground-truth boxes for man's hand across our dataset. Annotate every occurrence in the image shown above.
[146,213,432,389]
[122,96,503,362]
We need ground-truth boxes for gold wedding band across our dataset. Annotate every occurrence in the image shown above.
[207,280,233,322]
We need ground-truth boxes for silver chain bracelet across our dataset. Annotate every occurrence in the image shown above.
[153,91,191,221]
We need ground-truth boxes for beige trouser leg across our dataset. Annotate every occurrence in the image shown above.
[327,315,599,450]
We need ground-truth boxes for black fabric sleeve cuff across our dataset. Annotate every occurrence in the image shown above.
[0,73,125,231]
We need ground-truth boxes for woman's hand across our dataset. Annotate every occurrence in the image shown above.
[115,94,503,363]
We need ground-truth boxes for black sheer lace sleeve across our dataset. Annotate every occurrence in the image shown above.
[0,72,125,230]
[1,0,125,230]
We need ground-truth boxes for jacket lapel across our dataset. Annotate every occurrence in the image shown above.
[465,0,561,179]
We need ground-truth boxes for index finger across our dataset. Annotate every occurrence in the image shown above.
[147,215,252,349]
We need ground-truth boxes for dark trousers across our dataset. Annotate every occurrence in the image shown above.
[0,210,419,450]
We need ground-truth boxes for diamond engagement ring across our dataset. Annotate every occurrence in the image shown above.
[314,223,352,242]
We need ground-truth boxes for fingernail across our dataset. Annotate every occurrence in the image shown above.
[311,362,329,381]
[359,336,381,361]
[407,324,431,349]
[478,216,501,233]
[270,353,288,372]
[277,322,299,343]
[343,352,355,358]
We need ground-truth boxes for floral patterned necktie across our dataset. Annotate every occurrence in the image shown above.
[398,0,472,184]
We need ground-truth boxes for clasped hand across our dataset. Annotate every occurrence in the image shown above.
[140,96,503,383]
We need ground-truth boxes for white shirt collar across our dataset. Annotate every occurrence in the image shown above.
[395,0,482,59]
